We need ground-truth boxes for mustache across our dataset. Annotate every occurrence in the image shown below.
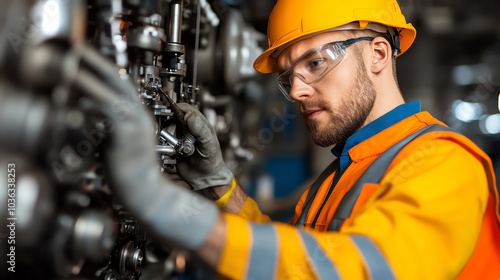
[299,98,329,113]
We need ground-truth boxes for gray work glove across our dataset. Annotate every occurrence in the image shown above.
[175,103,233,191]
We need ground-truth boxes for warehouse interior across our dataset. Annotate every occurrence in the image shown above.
[0,0,499,279]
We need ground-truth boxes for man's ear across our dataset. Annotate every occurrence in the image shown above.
[369,37,392,75]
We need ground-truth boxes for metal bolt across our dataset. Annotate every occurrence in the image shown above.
[181,141,195,156]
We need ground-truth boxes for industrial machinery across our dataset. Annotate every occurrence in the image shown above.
[0,0,265,279]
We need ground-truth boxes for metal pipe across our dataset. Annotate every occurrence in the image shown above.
[168,0,183,43]
[160,130,181,147]
[155,145,176,155]
[192,1,201,90]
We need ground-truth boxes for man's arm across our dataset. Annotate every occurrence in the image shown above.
[196,213,227,268]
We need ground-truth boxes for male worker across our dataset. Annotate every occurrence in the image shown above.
[141,0,500,279]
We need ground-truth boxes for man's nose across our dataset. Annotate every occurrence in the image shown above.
[288,76,313,102]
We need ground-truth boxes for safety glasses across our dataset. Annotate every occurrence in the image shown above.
[276,37,375,102]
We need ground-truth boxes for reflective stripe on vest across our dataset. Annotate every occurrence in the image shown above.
[298,230,342,279]
[247,223,279,279]
[349,235,397,280]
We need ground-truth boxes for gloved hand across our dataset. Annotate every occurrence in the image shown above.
[175,103,233,191]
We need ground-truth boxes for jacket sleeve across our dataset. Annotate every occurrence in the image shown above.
[236,196,271,223]
[216,138,490,280]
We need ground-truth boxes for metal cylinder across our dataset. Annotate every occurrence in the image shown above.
[160,130,180,147]
[30,0,86,45]
[72,210,117,262]
[168,0,183,43]
[155,145,176,155]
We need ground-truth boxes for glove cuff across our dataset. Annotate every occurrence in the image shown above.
[188,167,234,190]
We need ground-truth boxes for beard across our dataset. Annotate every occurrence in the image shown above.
[301,58,376,147]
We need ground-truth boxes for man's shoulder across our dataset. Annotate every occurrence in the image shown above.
[387,126,491,183]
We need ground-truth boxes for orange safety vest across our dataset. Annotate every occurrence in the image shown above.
[290,117,500,278]
[219,111,500,279]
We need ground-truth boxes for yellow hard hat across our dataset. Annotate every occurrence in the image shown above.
[254,0,417,74]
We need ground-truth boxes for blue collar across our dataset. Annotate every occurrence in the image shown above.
[331,101,421,172]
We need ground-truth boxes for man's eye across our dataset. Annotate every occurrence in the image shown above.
[310,60,324,68]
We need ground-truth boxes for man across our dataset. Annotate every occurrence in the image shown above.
[131,0,500,279]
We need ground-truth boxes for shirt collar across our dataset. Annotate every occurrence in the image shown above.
[331,101,421,157]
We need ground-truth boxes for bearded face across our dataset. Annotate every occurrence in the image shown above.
[300,56,376,147]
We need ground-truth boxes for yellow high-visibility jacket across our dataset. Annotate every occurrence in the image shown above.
[216,109,500,279]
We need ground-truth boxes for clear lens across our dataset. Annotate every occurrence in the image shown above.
[277,43,346,102]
